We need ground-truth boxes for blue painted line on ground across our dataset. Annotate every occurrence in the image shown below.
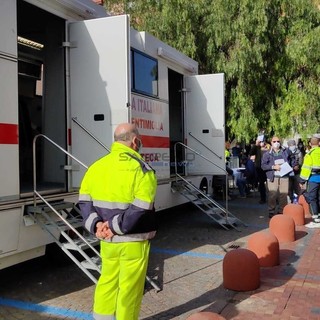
[151,222,264,259]
[151,247,224,260]
[311,307,320,314]
[0,298,93,320]
[151,222,270,261]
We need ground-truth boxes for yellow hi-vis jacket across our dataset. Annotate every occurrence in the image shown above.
[78,142,157,242]
[300,146,320,183]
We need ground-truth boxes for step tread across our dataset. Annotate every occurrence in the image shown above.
[27,201,75,214]
[44,217,83,231]
[81,256,101,270]
[62,236,99,250]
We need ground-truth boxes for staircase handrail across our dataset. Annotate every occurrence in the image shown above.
[188,132,222,160]
[72,117,110,152]
[34,190,101,259]
[32,134,88,206]
[32,134,101,257]
[175,172,232,221]
[174,141,230,211]
[174,141,227,175]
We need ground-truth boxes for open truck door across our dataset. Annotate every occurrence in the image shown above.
[184,73,225,176]
[68,15,130,188]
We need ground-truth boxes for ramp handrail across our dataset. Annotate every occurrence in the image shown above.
[174,141,230,212]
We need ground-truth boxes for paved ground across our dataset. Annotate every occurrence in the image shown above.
[0,189,320,319]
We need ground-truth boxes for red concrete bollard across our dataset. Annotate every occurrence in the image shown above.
[298,194,311,218]
[283,203,305,226]
[186,312,226,320]
[223,248,260,291]
[247,230,279,267]
[269,214,295,243]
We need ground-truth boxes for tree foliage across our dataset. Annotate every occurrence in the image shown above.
[104,0,320,142]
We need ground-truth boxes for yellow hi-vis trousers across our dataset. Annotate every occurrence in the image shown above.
[93,240,150,320]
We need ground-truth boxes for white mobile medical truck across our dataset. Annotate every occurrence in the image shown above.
[0,0,235,279]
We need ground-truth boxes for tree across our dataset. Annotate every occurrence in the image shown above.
[104,0,320,142]
[271,0,320,139]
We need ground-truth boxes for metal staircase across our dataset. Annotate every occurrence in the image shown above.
[26,195,101,283]
[172,179,246,230]
[29,134,161,291]
[26,192,161,291]
[173,141,246,230]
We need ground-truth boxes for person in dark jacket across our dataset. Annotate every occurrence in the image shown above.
[287,139,303,202]
[236,156,257,198]
[249,139,268,204]
[261,136,297,218]
[231,142,242,162]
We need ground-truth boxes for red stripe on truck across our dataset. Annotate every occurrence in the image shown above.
[140,135,170,148]
[0,123,18,144]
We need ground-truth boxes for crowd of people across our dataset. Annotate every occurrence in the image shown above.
[225,134,320,228]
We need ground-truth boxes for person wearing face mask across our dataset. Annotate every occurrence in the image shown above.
[287,140,303,202]
[78,123,157,320]
[261,136,297,218]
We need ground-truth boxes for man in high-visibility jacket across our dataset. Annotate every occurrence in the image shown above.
[79,123,157,320]
[300,136,320,227]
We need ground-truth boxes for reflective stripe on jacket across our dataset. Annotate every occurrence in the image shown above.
[300,146,320,182]
[78,142,157,242]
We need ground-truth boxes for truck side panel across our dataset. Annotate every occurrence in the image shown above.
[185,74,225,175]
[69,15,130,186]
[0,0,19,201]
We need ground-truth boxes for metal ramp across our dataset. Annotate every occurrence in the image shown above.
[172,179,246,230]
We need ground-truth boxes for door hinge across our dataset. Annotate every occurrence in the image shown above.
[62,41,77,48]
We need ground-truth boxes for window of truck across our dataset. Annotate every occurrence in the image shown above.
[131,49,158,97]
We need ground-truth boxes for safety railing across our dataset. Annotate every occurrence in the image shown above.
[174,141,230,212]
[32,134,88,205]
[32,134,101,277]
[188,132,222,161]
[33,190,101,278]
[72,117,110,152]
